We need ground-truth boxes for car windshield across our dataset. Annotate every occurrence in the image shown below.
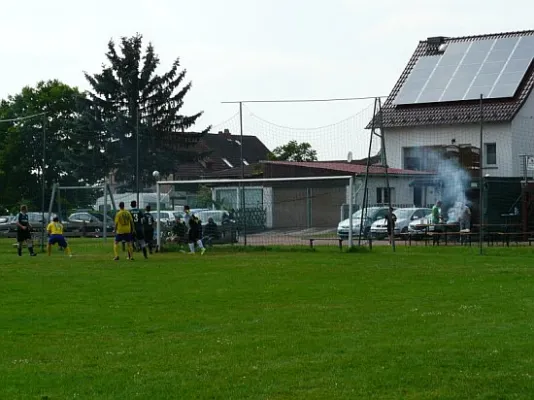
[394,209,417,220]
[351,208,386,219]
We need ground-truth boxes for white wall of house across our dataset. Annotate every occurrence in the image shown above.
[212,186,273,228]
[512,91,534,178]
[347,175,433,208]
[384,122,514,176]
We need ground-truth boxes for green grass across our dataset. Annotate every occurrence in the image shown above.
[1,239,534,399]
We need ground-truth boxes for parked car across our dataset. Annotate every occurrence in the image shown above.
[155,210,184,226]
[4,212,54,233]
[0,215,15,233]
[67,211,114,233]
[370,207,432,239]
[337,207,391,239]
[408,213,434,238]
[194,210,238,244]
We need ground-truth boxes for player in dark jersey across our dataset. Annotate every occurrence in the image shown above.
[184,205,205,255]
[129,201,148,259]
[16,205,37,257]
[143,205,155,254]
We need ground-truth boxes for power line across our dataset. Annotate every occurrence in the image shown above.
[221,95,387,104]
[0,112,47,123]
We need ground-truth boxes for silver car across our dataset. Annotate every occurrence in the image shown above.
[371,208,432,239]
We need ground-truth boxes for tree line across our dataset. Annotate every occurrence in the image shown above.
[0,34,208,213]
[0,34,318,214]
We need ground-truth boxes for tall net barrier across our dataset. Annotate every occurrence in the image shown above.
[156,176,357,249]
[214,102,379,161]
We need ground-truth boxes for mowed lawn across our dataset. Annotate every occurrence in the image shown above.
[1,239,534,399]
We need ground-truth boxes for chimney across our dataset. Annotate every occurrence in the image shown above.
[219,128,232,139]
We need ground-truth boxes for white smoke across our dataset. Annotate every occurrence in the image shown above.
[427,151,471,222]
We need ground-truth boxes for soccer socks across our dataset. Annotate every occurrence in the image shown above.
[17,243,22,256]
[196,240,204,249]
[127,243,134,259]
[65,246,72,256]
[47,244,52,256]
[113,243,119,258]
[28,246,36,256]
[188,242,195,253]
[142,246,148,259]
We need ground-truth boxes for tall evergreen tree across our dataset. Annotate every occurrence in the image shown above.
[79,34,209,192]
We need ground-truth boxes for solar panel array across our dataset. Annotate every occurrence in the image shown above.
[394,35,534,105]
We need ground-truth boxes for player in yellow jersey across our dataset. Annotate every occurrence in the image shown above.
[114,201,134,261]
[46,216,72,257]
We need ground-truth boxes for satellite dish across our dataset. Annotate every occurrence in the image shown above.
[347,151,353,163]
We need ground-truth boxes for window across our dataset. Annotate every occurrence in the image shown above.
[413,187,422,207]
[376,187,395,204]
[222,158,234,168]
[485,143,497,165]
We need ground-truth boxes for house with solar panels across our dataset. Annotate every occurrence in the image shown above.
[376,30,534,230]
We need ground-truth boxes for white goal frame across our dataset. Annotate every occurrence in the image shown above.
[48,181,117,241]
[156,175,356,248]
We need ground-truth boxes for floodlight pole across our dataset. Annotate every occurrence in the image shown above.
[103,179,108,242]
[378,97,395,252]
[156,181,161,251]
[348,176,354,247]
[40,116,46,252]
[239,101,247,246]
[479,94,484,255]
[136,103,140,207]
[359,98,379,247]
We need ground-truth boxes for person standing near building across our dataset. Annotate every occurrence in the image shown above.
[386,207,397,245]
[432,200,443,245]
[16,205,37,257]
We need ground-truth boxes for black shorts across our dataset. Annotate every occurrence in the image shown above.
[144,229,154,241]
[17,229,32,242]
[134,229,145,241]
[188,229,200,242]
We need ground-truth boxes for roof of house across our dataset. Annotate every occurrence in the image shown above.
[173,131,271,179]
[263,161,431,176]
[374,30,534,129]
[200,164,261,179]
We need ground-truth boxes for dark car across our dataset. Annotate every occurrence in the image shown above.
[67,211,114,234]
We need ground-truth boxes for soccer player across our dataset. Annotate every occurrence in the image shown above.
[46,216,72,257]
[130,201,148,259]
[16,205,37,256]
[143,205,155,254]
[184,205,205,255]
[114,201,134,261]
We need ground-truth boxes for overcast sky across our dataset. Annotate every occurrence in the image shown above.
[2,0,534,159]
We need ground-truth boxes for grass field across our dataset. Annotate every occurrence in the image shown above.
[1,239,534,399]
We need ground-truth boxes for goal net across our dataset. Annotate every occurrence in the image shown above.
[48,183,116,241]
[155,176,362,249]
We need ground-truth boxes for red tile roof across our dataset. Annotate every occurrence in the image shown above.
[263,161,431,175]
[374,30,534,128]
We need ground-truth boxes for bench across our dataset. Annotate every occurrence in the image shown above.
[303,237,344,250]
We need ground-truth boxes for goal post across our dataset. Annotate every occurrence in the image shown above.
[155,175,359,249]
[48,181,116,242]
